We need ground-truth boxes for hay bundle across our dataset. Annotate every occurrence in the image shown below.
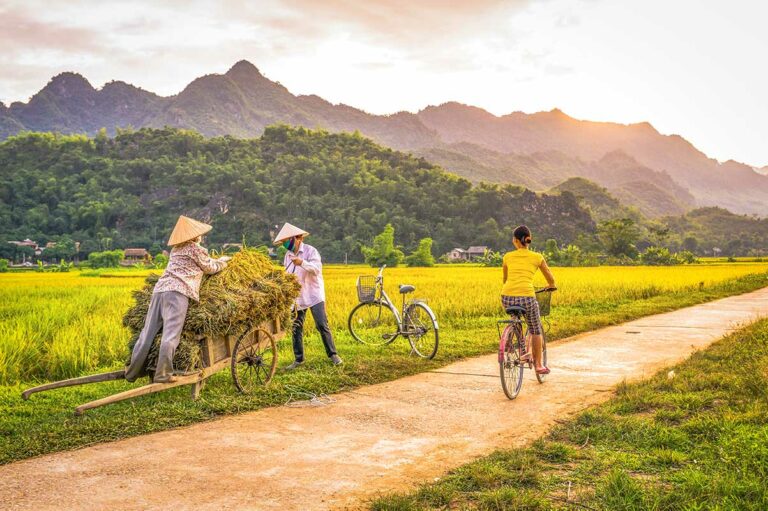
[123,249,300,374]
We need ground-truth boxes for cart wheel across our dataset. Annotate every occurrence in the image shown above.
[231,327,278,393]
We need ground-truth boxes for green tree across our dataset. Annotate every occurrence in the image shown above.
[361,224,404,267]
[153,253,169,269]
[640,246,677,265]
[598,218,641,259]
[0,258,8,272]
[87,250,123,268]
[405,238,435,267]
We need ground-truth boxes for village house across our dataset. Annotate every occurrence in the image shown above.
[121,248,151,266]
[445,246,490,262]
[447,248,466,261]
[466,246,489,260]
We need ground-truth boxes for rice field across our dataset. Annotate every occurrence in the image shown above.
[2,262,768,385]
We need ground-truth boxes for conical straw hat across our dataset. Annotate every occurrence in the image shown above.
[273,222,309,245]
[168,216,213,246]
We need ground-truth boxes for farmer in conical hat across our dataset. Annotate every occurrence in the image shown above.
[275,222,342,369]
[125,216,231,383]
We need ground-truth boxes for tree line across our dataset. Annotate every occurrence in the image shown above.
[0,126,765,265]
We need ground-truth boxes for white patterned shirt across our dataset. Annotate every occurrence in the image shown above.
[283,243,325,310]
[153,242,227,301]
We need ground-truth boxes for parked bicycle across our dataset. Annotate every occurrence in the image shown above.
[497,287,556,399]
[348,265,439,359]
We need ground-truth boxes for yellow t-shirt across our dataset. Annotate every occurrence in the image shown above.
[501,249,544,297]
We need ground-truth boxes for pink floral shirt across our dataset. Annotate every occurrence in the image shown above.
[153,242,227,301]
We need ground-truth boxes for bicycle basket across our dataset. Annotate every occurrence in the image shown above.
[535,288,553,317]
[356,275,377,303]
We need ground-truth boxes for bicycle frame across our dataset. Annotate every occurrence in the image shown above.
[497,318,526,363]
[372,265,437,340]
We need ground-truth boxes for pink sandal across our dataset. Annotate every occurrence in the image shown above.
[536,367,551,375]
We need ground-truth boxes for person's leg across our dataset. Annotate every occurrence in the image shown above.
[125,293,164,382]
[524,298,546,371]
[309,301,338,358]
[291,308,307,363]
[154,291,190,382]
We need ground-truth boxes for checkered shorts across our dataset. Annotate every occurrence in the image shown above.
[501,295,543,335]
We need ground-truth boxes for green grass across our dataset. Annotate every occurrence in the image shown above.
[370,318,768,511]
[1,269,767,464]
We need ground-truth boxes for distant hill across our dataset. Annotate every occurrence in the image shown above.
[0,127,595,260]
[2,60,767,216]
[663,207,768,256]
[548,178,636,222]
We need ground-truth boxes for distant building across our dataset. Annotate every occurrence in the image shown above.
[445,246,489,261]
[9,238,38,250]
[466,246,489,260]
[122,248,151,266]
[447,248,466,261]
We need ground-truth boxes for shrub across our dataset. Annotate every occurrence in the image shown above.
[405,238,435,267]
[361,224,404,267]
[87,250,124,268]
[0,259,8,273]
[640,247,677,266]
[153,253,169,269]
[480,250,503,267]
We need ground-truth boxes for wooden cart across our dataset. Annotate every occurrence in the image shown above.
[22,318,284,415]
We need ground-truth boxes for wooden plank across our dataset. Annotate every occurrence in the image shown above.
[74,373,201,415]
[22,370,126,400]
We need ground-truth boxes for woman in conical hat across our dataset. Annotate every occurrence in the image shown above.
[126,216,231,383]
[274,222,342,368]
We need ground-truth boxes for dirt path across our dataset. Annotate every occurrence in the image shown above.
[3,287,768,511]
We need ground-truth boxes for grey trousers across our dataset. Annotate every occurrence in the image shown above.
[125,291,189,382]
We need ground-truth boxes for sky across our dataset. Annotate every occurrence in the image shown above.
[1,0,766,167]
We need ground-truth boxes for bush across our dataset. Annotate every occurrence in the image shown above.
[640,246,675,265]
[405,238,435,267]
[153,253,169,269]
[0,259,8,273]
[87,250,124,268]
[361,224,404,267]
[479,250,503,267]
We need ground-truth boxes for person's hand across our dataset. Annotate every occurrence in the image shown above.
[291,257,303,266]
[219,256,232,263]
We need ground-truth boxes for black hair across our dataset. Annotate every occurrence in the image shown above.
[513,225,532,246]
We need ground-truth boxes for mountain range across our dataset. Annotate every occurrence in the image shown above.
[2,60,766,217]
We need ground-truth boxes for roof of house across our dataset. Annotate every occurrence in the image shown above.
[466,246,489,253]
[124,248,149,257]
[451,248,466,253]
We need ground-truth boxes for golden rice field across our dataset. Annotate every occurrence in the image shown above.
[2,263,768,385]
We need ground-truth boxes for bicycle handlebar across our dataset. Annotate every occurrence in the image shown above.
[377,265,386,279]
[535,286,558,293]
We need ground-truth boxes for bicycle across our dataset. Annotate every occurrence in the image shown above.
[497,287,556,400]
[347,265,439,359]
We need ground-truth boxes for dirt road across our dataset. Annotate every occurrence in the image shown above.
[3,287,768,510]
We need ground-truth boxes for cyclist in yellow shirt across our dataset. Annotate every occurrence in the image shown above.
[501,225,556,375]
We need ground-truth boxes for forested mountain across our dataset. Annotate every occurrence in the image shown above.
[0,127,595,261]
[2,61,766,216]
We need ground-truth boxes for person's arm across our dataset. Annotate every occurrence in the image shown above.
[502,260,508,284]
[539,259,556,288]
[297,247,322,275]
[192,246,228,275]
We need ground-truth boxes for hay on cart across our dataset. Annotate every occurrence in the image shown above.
[123,248,300,375]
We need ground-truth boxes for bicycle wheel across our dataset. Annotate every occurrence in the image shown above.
[348,301,399,346]
[404,302,439,359]
[500,323,524,399]
[536,331,548,383]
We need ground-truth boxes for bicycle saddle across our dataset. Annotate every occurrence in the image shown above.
[505,305,526,316]
[399,284,415,294]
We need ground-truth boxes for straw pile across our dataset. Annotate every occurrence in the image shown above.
[123,249,300,374]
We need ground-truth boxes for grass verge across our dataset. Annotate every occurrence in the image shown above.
[371,318,768,510]
[1,272,767,465]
